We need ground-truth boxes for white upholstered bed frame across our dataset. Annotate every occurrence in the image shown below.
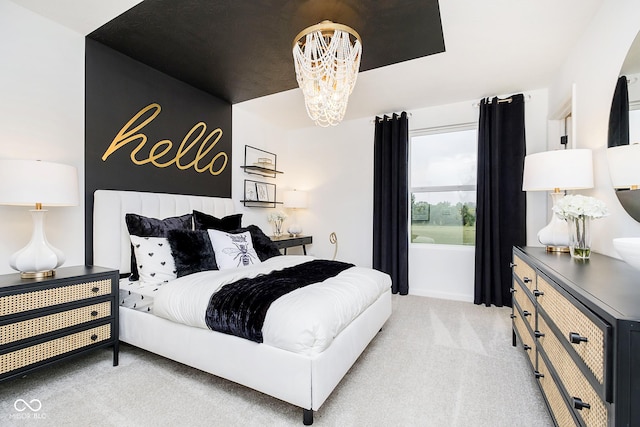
[92,189,392,424]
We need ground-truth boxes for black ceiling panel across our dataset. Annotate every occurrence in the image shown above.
[88,0,445,104]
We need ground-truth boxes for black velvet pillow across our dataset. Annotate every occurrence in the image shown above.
[231,225,281,261]
[166,229,218,277]
[125,213,193,280]
[193,210,243,231]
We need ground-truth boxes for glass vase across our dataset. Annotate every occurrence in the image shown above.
[568,216,591,259]
[272,219,283,237]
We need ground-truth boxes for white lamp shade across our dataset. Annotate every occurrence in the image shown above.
[607,144,640,188]
[0,159,79,206]
[283,190,308,209]
[522,149,594,191]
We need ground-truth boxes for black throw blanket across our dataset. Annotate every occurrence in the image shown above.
[205,260,354,342]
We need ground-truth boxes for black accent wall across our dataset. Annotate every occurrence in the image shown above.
[85,38,232,264]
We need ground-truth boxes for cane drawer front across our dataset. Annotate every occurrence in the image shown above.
[513,301,536,368]
[0,301,111,346]
[513,254,536,292]
[0,323,111,376]
[513,279,536,331]
[537,275,607,387]
[537,353,579,427]
[537,315,608,427]
[0,278,112,317]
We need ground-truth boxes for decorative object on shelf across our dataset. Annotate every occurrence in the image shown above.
[240,145,282,178]
[522,149,593,252]
[268,211,287,237]
[552,194,608,259]
[283,190,307,237]
[254,158,274,169]
[292,20,362,127]
[0,159,79,278]
[612,237,640,271]
[241,179,281,208]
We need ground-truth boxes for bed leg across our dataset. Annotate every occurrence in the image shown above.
[303,409,313,425]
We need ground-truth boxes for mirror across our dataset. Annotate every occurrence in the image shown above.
[607,30,640,221]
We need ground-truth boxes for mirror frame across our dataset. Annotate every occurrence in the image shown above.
[608,30,640,221]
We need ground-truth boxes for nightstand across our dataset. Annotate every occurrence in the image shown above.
[0,266,119,381]
[270,235,313,255]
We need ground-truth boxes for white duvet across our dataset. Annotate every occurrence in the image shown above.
[153,255,391,356]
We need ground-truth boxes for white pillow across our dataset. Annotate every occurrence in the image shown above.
[207,229,262,269]
[129,235,177,284]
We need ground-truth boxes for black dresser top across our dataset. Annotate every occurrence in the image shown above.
[517,246,640,321]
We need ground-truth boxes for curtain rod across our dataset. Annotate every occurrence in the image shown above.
[371,112,412,124]
[472,93,531,108]
[628,76,638,85]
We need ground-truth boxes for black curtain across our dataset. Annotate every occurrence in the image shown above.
[373,112,409,295]
[608,75,629,148]
[474,95,526,307]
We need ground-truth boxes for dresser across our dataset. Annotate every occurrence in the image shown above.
[0,266,119,381]
[511,246,640,427]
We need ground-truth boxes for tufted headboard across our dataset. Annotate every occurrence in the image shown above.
[93,190,235,274]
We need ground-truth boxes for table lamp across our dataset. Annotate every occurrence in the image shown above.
[522,149,593,252]
[607,144,640,190]
[283,190,308,237]
[0,159,79,278]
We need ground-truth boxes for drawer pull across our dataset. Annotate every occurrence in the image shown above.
[534,331,545,338]
[533,290,544,297]
[509,262,516,268]
[523,344,531,351]
[510,314,516,319]
[523,277,532,284]
[572,397,591,411]
[90,334,98,341]
[523,310,532,317]
[510,288,517,294]
[91,287,100,293]
[91,310,98,317]
[569,332,588,344]
[534,371,544,379]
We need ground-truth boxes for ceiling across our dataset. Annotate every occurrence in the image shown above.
[87,0,445,104]
[9,0,606,129]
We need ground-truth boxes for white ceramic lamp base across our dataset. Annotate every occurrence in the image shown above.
[10,209,65,278]
[537,192,570,252]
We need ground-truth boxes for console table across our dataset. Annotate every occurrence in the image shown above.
[270,235,312,255]
[511,246,640,427]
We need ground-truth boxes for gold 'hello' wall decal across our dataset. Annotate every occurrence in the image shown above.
[102,103,228,175]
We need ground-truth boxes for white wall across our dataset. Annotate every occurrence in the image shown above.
[231,106,288,235]
[284,117,375,265]
[548,0,640,258]
[0,0,85,274]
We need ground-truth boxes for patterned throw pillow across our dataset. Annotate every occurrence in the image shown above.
[125,213,192,280]
[207,230,261,269]
[129,235,177,284]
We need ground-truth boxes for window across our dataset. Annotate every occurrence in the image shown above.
[410,125,477,245]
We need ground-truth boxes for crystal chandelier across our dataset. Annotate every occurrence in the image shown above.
[292,21,362,127]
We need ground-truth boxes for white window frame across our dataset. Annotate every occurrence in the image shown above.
[409,122,478,246]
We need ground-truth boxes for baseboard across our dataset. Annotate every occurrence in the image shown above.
[408,288,474,303]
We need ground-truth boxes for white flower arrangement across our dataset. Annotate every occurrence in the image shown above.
[552,194,609,220]
[267,211,287,222]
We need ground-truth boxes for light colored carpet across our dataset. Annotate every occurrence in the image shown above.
[0,295,553,426]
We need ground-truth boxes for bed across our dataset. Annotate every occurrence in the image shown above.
[92,189,392,424]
